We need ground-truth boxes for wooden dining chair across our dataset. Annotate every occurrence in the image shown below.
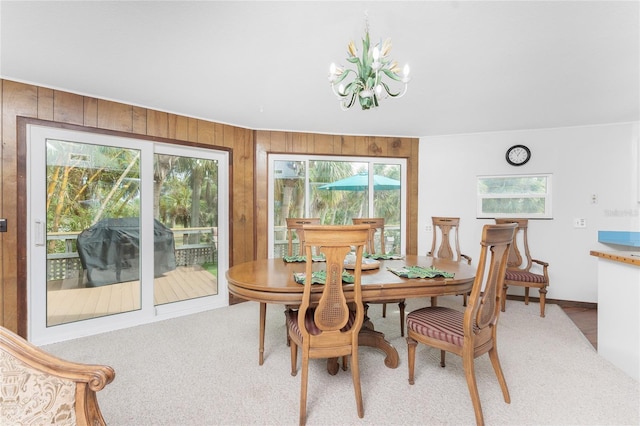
[284,218,322,346]
[427,216,472,305]
[0,326,115,426]
[406,223,517,426]
[286,218,320,256]
[352,217,386,254]
[495,218,550,317]
[352,217,406,336]
[286,224,370,425]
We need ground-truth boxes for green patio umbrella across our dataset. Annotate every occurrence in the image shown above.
[318,173,400,191]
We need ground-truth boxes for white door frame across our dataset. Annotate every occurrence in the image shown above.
[27,124,229,345]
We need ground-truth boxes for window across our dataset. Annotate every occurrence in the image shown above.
[477,174,552,219]
[269,155,407,257]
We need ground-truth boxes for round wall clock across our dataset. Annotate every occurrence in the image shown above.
[505,144,531,166]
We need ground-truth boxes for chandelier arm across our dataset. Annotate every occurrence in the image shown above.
[379,81,408,98]
[345,92,357,109]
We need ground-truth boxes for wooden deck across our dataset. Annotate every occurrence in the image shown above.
[46,266,217,326]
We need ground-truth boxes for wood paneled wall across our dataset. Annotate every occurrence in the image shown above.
[0,79,254,334]
[254,131,420,259]
[0,78,419,335]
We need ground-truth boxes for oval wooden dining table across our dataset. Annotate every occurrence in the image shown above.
[226,255,476,371]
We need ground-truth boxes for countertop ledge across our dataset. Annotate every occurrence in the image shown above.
[590,250,640,266]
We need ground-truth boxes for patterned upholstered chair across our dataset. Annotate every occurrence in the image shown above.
[353,217,406,336]
[0,326,115,426]
[406,223,517,426]
[495,218,550,317]
[286,225,369,425]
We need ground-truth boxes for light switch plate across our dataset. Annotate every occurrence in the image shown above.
[573,218,586,228]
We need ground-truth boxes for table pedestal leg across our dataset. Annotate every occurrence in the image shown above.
[325,317,399,373]
[259,302,266,365]
[358,323,399,369]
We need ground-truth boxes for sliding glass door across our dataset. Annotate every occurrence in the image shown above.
[28,125,228,345]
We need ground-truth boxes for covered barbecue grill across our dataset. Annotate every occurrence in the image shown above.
[77,218,176,287]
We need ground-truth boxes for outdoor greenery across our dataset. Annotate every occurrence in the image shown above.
[46,141,219,263]
[274,160,401,227]
[273,158,403,255]
[477,175,549,215]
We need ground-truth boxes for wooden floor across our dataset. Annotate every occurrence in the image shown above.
[47,266,217,326]
[560,304,597,349]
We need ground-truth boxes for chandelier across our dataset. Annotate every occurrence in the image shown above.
[328,17,410,111]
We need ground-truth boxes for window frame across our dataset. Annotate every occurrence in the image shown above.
[476,173,553,219]
[268,154,407,258]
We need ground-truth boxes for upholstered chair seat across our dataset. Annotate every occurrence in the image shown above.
[504,270,546,283]
[406,307,479,347]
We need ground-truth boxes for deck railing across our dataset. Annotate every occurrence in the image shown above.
[272,224,401,258]
[46,227,217,281]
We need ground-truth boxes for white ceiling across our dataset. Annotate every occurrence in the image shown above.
[1,1,638,138]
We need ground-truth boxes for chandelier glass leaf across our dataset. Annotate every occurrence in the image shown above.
[329,19,410,111]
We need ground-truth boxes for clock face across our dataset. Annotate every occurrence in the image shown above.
[506,145,531,166]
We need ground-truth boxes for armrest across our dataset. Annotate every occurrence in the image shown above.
[531,258,549,281]
[532,258,548,268]
[461,254,472,265]
[0,326,115,391]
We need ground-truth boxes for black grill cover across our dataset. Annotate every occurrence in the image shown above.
[77,218,176,287]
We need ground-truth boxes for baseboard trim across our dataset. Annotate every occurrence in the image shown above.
[505,294,597,310]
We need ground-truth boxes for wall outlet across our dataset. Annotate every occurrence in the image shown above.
[573,218,587,228]
[425,225,433,232]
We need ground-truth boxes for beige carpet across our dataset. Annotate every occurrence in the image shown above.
[43,296,639,425]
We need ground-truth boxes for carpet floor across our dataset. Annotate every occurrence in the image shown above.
[43,296,640,425]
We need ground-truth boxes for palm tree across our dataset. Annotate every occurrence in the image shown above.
[309,160,354,224]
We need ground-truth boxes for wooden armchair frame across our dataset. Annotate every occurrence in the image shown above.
[0,326,115,426]
[495,218,550,317]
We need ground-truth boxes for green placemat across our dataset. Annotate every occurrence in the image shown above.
[387,265,455,279]
[283,255,325,263]
[365,253,404,260]
[293,270,354,285]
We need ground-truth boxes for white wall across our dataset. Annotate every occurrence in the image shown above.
[418,122,640,303]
